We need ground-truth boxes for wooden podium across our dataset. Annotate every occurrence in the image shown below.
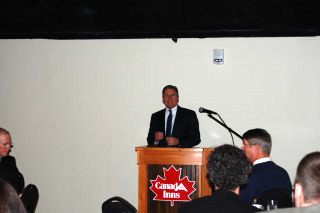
[136,146,214,213]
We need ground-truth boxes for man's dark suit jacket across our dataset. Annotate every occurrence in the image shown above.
[180,190,259,213]
[0,155,24,194]
[240,161,292,205]
[147,106,201,148]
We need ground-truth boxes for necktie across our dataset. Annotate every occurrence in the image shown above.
[166,109,172,137]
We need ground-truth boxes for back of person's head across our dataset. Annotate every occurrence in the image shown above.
[0,178,26,213]
[295,151,320,205]
[242,128,272,155]
[162,85,179,97]
[207,144,252,191]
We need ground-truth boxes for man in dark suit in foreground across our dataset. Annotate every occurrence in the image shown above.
[180,144,258,213]
[147,85,200,148]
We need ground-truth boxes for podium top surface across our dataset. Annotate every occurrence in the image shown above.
[135,146,213,151]
[135,146,214,165]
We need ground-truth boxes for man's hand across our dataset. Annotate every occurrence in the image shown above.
[166,137,179,146]
[155,132,164,141]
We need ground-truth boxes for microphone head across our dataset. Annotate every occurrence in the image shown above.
[199,107,204,113]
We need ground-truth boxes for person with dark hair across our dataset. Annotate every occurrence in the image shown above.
[0,178,27,213]
[260,152,320,213]
[180,144,258,213]
[240,128,292,205]
[294,152,320,208]
[147,85,201,148]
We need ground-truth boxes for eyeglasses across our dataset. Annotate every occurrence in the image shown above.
[242,142,254,147]
[0,142,13,148]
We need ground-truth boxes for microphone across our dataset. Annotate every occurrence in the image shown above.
[199,107,218,115]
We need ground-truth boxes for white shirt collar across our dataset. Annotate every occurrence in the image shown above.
[253,157,271,166]
[166,105,178,115]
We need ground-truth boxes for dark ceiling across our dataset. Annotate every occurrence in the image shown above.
[1,0,319,39]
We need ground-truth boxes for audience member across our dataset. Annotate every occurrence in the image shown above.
[0,178,27,213]
[240,128,292,205]
[180,144,258,213]
[147,85,201,147]
[261,151,320,212]
[0,127,24,194]
[0,127,39,213]
[294,152,320,208]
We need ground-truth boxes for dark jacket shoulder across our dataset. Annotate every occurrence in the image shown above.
[0,155,17,167]
[0,155,24,194]
[177,106,196,114]
[180,191,258,213]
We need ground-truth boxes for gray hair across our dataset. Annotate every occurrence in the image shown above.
[243,128,272,154]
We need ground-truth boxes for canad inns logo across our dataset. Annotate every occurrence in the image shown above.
[150,165,196,206]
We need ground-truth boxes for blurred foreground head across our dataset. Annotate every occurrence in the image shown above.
[0,178,26,213]
[207,144,252,192]
[295,151,320,207]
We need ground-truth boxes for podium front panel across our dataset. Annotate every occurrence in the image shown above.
[136,146,213,213]
[148,164,199,213]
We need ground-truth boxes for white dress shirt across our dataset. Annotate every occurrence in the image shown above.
[154,105,178,145]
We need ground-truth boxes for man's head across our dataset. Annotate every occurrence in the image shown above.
[241,128,272,163]
[162,85,179,109]
[0,178,26,213]
[294,151,320,207]
[0,128,13,158]
[207,144,252,192]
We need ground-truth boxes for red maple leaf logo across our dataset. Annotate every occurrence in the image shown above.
[150,165,196,206]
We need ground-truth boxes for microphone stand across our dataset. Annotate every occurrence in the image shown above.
[207,113,243,140]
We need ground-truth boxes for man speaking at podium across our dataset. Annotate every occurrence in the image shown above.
[147,85,201,148]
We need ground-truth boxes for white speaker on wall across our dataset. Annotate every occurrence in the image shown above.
[213,49,224,65]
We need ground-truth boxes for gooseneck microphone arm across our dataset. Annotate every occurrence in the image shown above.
[199,107,243,141]
[206,114,243,140]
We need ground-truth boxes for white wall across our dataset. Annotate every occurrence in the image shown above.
[0,37,319,213]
